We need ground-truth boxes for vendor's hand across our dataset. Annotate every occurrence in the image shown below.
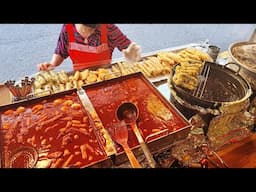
[37,62,55,71]
[123,42,141,64]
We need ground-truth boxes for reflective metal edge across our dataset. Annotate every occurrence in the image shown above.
[77,88,117,156]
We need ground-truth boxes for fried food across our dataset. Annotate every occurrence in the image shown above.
[110,53,176,79]
[158,51,183,64]
[173,72,199,90]
[171,48,211,90]
[80,69,89,80]
[86,72,98,84]
[73,71,80,81]
[147,94,173,121]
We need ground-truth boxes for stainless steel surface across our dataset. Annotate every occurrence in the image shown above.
[207,45,220,62]
[193,63,211,98]
[228,41,256,90]
[154,81,171,100]
[228,41,256,72]
[77,88,116,156]
[80,73,191,166]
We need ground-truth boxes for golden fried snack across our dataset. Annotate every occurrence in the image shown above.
[77,80,84,89]
[97,68,109,74]
[57,70,68,84]
[147,94,173,121]
[73,71,80,81]
[80,69,89,80]
[116,62,125,75]
[65,82,72,90]
[175,66,200,77]
[173,72,198,90]
[34,88,50,97]
[97,69,110,80]
[59,83,65,91]
[111,64,121,74]
[136,63,152,77]
[104,73,118,80]
[96,73,105,81]
[186,48,210,61]
[33,80,42,89]
[160,61,172,73]
[40,71,52,82]
[146,57,163,76]
[49,70,59,82]
[157,54,175,66]
[143,59,159,76]
[86,72,97,84]
[148,56,161,64]
[179,50,202,61]
[36,74,47,85]
[72,80,78,89]
[118,62,137,75]
[159,51,183,63]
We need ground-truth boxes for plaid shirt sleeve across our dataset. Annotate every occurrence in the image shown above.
[107,24,132,51]
[54,24,69,59]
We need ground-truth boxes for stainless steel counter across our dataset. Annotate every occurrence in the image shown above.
[154,80,171,101]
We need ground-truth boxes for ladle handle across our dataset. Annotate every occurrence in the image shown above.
[122,143,142,168]
[132,124,157,168]
[140,142,157,168]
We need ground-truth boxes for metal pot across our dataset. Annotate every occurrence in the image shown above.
[228,41,256,90]
[169,62,252,116]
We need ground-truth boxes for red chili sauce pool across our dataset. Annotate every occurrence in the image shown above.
[0,93,107,168]
[86,76,188,153]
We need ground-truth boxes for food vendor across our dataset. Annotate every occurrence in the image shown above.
[37,24,141,71]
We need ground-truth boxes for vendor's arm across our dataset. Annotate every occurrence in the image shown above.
[108,24,141,63]
[38,24,69,71]
[37,54,64,71]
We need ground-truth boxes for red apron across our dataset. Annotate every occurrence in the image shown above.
[66,24,111,71]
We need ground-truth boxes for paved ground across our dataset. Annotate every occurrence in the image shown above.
[0,24,255,82]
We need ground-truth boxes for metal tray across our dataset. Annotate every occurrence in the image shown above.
[0,72,191,168]
[0,88,112,168]
[82,72,192,166]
